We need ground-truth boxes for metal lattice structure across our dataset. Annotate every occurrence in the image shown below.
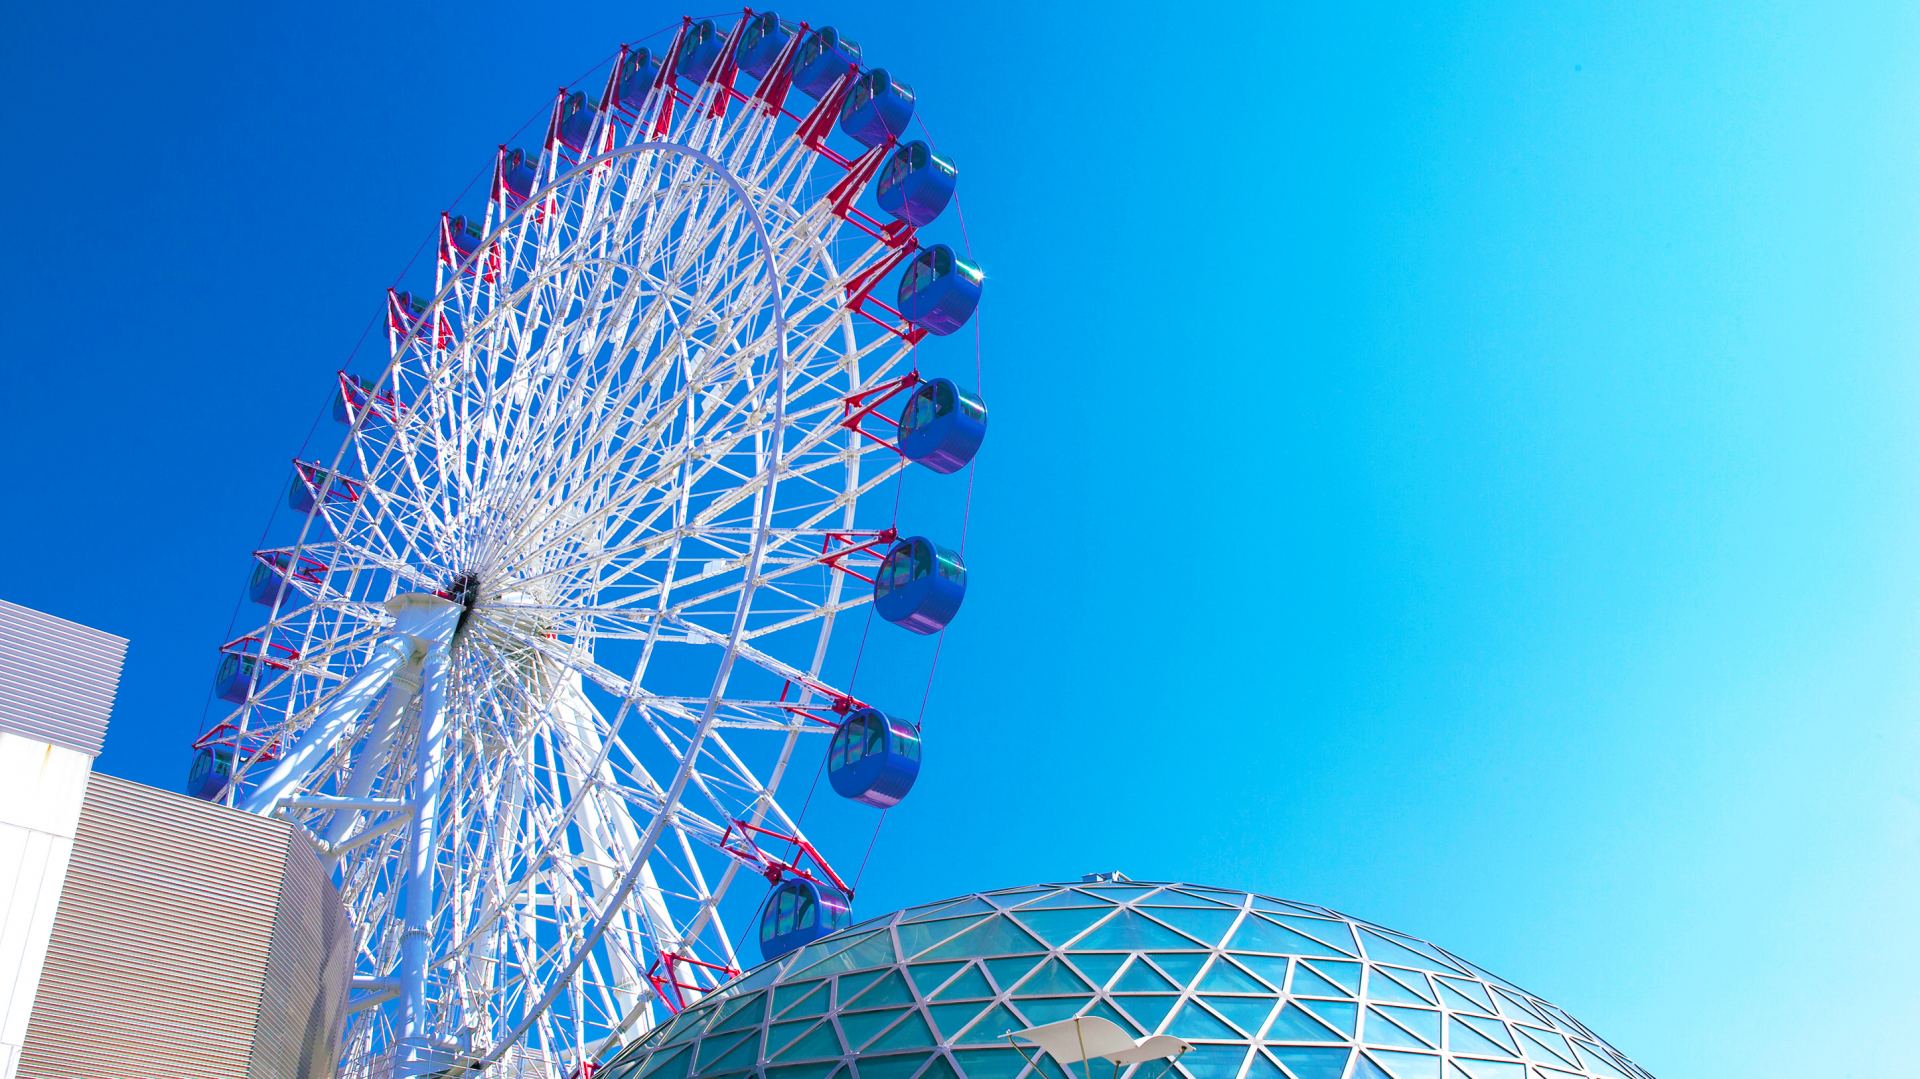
[601,880,1656,1079]
[190,12,983,1077]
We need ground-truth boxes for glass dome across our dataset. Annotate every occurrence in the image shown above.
[600,879,1652,1079]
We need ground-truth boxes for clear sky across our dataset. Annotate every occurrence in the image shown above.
[3,2,1916,1075]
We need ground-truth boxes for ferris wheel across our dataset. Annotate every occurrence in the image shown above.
[184,12,986,1077]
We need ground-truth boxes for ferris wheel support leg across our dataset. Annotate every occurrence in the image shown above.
[397,632,455,1073]
[241,638,409,814]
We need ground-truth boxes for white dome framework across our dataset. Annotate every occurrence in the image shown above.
[193,13,982,1078]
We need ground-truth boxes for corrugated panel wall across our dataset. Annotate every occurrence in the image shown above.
[250,827,353,1078]
[0,600,126,757]
[16,776,348,1079]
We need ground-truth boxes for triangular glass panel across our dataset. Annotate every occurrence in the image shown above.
[1363,968,1431,1008]
[896,915,992,959]
[1435,976,1494,1011]
[1376,1006,1439,1047]
[1111,994,1180,1033]
[866,1008,936,1053]
[1144,905,1241,947]
[1231,952,1292,992]
[1492,988,1551,1026]
[953,1002,1025,1046]
[1075,910,1201,952]
[917,1057,961,1079]
[1303,959,1362,995]
[1152,886,1241,908]
[783,929,880,980]
[1232,915,1356,959]
[1013,997,1088,1026]
[1265,1002,1343,1043]
[1012,958,1093,997]
[1267,915,1361,955]
[1287,964,1350,998]
[1450,1060,1526,1079]
[1516,1026,1579,1068]
[845,969,915,1011]
[1015,888,1114,909]
[1356,928,1467,974]
[1572,1042,1636,1079]
[1252,895,1328,918]
[1351,1055,1395,1079]
[1081,883,1153,901]
[1458,1015,1519,1054]
[764,1018,817,1058]
[1362,1007,1430,1050]
[838,969,897,1005]
[906,961,967,997]
[1447,1016,1518,1058]
[1244,1051,1289,1079]
[1435,977,1495,1016]
[1112,958,1181,994]
[768,1021,842,1062]
[703,1034,760,1074]
[1376,966,1438,1004]
[929,965,994,1002]
[921,915,1046,961]
[709,990,767,1035]
[773,978,829,1020]
[1178,1044,1251,1079]
[929,1001,992,1040]
[1148,951,1210,984]
[984,954,1043,991]
[1203,995,1276,1038]
[1299,998,1357,1036]
[789,930,895,980]
[1011,906,1114,948]
[856,1054,927,1079]
[953,1047,1051,1079]
[1269,1046,1351,1079]
[1084,999,1142,1036]
[839,1006,911,1050]
[983,887,1055,908]
[1165,999,1240,1041]
[694,1031,755,1072]
[1065,951,1129,989]
[1371,1050,1444,1079]
[1196,955,1269,994]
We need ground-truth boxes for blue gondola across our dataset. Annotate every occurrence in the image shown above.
[675,19,724,81]
[792,27,861,99]
[289,467,349,514]
[248,557,285,605]
[896,244,984,336]
[827,707,922,808]
[737,12,794,79]
[213,653,261,704]
[875,141,957,227]
[333,374,374,423]
[446,214,483,262]
[500,147,538,207]
[557,91,597,153]
[897,377,987,473]
[186,745,236,800]
[839,69,915,148]
[873,536,967,634]
[615,47,660,108]
[759,877,851,962]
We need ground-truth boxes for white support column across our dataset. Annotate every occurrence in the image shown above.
[395,601,460,1075]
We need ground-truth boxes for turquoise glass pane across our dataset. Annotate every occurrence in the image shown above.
[1266,1002,1342,1043]
[1362,1007,1431,1050]
[1304,959,1363,994]
[1111,958,1179,994]
[1178,1045,1250,1079]
[1195,956,1268,994]
[867,1009,936,1052]
[895,915,991,958]
[839,1006,911,1050]
[1377,1005,1440,1046]
[928,965,994,1001]
[1165,999,1238,1040]
[1268,1046,1350,1079]
[1012,905,1112,948]
[919,915,1044,960]
[1230,915,1355,959]
[1111,994,1179,1032]
[1011,958,1092,996]
[1301,999,1358,1036]
[1065,951,1128,988]
[1372,1053,1442,1079]
[906,960,967,996]
[1202,994,1275,1037]
[1457,1015,1520,1054]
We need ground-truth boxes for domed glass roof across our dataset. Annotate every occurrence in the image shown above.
[600,880,1652,1079]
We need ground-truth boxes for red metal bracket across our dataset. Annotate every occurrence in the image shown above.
[647,952,742,1014]
[337,371,407,423]
[190,720,284,761]
[748,18,807,116]
[794,70,853,153]
[218,634,301,670]
[293,459,364,504]
[650,19,691,139]
[439,213,498,282]
[720,820,854,896]
[840,373,919,452]
[387,288,453,349]
[256,548,329,586]
[703,15,748,116]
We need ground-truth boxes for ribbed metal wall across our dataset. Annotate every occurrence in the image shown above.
[0,600,126,757]
[16,776,351,1079]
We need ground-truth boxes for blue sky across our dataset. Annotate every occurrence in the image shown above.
[3,2,1916,1075]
